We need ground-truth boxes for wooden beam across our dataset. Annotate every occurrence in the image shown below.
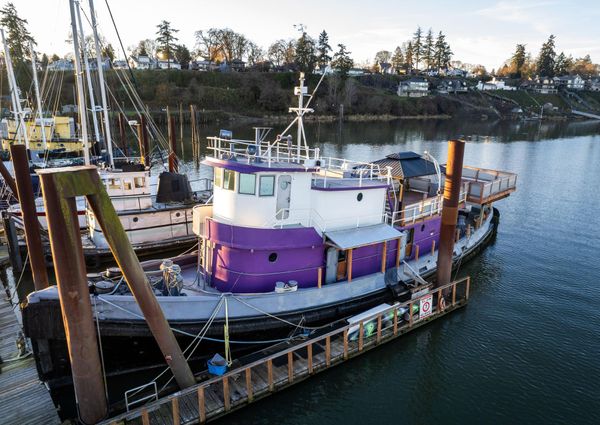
[317,267,322,288]
[223,376,230,411]
[466,276,471,300]
[452,283,457,306]
[308,343,313,374]
[376,315,382,344]
[409,302,414,327]
[431,240,436,256]
[358,321,364,351]
[343,330,349,359]
[415,244,420,261]
[287,352,294,383]
[325,336,331,366]
[347,249,353,282]
[395,238,402,268]
[142,410,150,425]
[245,368,253,402]
[381,241,387,273]
[197,387,206,423]
[267,359,274,391]
[172,398,180,424]
[393,308,398,335]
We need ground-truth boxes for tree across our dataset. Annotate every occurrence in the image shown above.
[295,32,317,73]
[423,28,434,69]
[246,42,264,66]
[510,44,527,78]
[554,52,571,76]
[0,2,35,63]
[194,28,222,62]
[536,34,556,77]
[391,46,404,74]
[51,53,60,62]
[174,44,191,69]
[316,30,332,68]
[570,55,596,77]
[268,39,295,67]
[155,20,179,68]
[102,43,115,61]
[41,53,49,67]
[412,26,423,70]
[374,50,391,66]
[332,43,353,80]
[434,31,452,70]
[405,41,414,73]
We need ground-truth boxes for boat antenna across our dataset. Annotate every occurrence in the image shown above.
[69,0,90,165]
[29,41,47,151]
[1,28,29,149]
[88,0,114,167]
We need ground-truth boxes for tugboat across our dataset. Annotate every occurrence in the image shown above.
[23,74,517,416]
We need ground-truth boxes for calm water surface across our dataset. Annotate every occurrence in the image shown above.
[200,118,600,425]
[7,118,600,424]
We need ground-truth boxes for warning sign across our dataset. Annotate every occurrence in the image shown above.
[419,294,433,319]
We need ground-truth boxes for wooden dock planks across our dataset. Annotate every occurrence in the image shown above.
[0,287,61,425]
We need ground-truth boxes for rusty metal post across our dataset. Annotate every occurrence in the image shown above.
[38,166,196,391]
[168,115,178,173]
[37,169,107,424]
[10,145,49,290]
[436,139,465,291]
[0,157,19,200]
[138,114,150,167]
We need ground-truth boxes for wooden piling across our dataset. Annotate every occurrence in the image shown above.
[10,145,49,290]
[168,115,178,173]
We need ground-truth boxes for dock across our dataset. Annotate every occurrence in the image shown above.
[0,281,61,425]
[102,277,470,425]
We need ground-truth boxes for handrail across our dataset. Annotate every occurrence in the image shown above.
[103,276,471,424]
[265,207,387,233]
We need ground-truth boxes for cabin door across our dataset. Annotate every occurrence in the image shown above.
[276,175,292,220]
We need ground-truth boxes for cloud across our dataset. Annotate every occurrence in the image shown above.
[474,1,559,34]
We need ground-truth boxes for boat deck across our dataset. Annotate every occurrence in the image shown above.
[0,283,61,425]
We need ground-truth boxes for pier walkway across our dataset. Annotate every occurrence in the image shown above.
[0,281,61,425]
[102,277,470,425]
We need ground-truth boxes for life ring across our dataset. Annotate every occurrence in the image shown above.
[438,296,446,311]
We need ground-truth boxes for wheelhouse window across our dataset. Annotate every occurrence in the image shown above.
[259,175,275,196]
[214,168,223,188]
[238,173,256,195]
[108,178,121,190]
[223,169,236,191]
[134,177,145,188]
[123,179,133,190]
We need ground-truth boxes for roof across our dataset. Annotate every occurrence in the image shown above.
[324,223,404,250]
[372,151,443,179]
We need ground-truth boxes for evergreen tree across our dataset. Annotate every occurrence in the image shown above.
[102,43,115,61]
[391,46,404,74]
[295,32,317,74]
[0,2,36,63]
[553,51,571,76]
[316,30,332,68]
[536,34,556,77]
[174,44,191,69]
[434,31,451,70]
[50,53,60,62]
[412,26,423,70]
[41,53,49,68]
[405,41,414,73]
[332,43,353,80]
[423,28,434,69]
[510,44,526,77]
[155,20,179,68]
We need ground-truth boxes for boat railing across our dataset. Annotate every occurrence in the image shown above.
[390,190,467,226]
[101,276,471,425]
[266,207,387,234]
[462,166,517,204]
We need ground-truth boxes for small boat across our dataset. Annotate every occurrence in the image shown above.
[23,75,517,416]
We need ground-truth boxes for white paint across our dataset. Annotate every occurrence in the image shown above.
[419,294,433,319]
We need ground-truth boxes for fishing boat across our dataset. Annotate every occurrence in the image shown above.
[23,74,517,415]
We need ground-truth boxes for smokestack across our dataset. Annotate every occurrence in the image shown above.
[436,139,465,290]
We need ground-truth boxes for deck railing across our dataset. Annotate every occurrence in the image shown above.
[265,207,387,234]
[390,190,467,226]
[461,166,517,204]
[102,276,470,425]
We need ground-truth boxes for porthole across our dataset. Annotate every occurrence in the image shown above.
[133,217,139,223]
[175,212,181,217]
[357,192,363,202]
[268,252,278,263]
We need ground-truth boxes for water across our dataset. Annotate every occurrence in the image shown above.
[6,118,600,423]
[201,118,599,424]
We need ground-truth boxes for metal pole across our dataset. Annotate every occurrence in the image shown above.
[29,42,47,151]
[10,145,49,290]
[138,114,150,167]
[436,139,465,291]
[69,0,90,165]
[37,170,107,424]
[168,115,178,173]
[88,0,114,167]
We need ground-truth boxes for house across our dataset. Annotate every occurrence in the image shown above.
[112,60,128,69]
[531,77,557,94]
[348,68,367,77]
[128,55,156,70]
[476,77,516,91]
[398,77,429,97]
[587,77,600,92]
[190,60,218,71]
[377,62,394,75]
[157,59,181,70]
[87,57,112,71]
[47,59,74,71]
[230,59,246,72]
[554,74,585,90]
[438,79,468,94]
[446,68,467,77]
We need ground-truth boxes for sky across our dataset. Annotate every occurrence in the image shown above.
[6,0,600,70]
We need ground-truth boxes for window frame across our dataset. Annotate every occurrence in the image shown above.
[223,169,236,191]
[214,167,223,188]
[238,172,256,195]
[259,175,276,197]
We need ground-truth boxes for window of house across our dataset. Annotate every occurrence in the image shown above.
[259,175,275,196]
[239,173,256,195]
[223,169,236,191]
[214,168,223,188]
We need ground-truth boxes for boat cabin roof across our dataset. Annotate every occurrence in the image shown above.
[373,151,445,179]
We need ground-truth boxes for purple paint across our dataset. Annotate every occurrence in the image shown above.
[398,216,441,260]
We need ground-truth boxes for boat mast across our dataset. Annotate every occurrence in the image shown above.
[69,0,90,165]
[88,0,114,168]
[1,29,29,149]
[75,2,102,153]
[296,73,304,158]
[29,41,47,151]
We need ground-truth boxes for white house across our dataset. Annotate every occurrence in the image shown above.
[128,55,156,70]
[398,77,429,97]
[476,77,516,91]
[587,78,600,92]
[157,60,181,70]
[554,74,585,90]
[47,59,74,71]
